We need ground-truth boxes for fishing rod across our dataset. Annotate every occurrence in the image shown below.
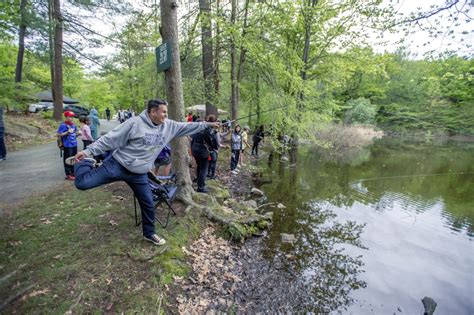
[227,103,291,124]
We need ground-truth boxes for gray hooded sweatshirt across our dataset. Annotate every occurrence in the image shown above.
[83,110,208,174]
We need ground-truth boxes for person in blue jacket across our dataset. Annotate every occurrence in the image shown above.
[88,108,100,140]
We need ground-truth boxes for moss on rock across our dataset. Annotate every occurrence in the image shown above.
[191,181,272,242]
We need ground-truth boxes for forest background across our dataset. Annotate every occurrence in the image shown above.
[0,0,473,138]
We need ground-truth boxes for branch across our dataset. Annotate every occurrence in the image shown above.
[63,41,106,68]
[386,0,462,29]
[62,16,119,43]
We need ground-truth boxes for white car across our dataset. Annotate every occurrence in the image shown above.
[28,102,54,113]
[28,103,44,113]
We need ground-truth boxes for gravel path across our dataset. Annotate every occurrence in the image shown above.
[0,119,118,211]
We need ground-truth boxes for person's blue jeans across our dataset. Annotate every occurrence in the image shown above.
[208,151,218,178]
[74,155,156,237]
[231,149,240,170]
[193,155,209,191]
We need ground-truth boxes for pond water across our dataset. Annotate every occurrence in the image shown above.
[255,137,474,314]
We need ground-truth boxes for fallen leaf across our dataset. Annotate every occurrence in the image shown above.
[29,288,50,297]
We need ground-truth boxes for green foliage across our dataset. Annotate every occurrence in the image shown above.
[344,98,376,125]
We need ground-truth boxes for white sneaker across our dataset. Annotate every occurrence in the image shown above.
[231,170,239,175]
[65,156,96,166]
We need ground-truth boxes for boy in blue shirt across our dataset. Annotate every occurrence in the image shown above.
[57,111,79,180]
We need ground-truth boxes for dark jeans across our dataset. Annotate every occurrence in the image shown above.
[63,146,77,176]
[193,155,209,190]
[74,156,156,237]
[208,151,218,178]
[231,149,240,170]
[82,140,93,149]
[0,127,6,159]
[251,140,261,155]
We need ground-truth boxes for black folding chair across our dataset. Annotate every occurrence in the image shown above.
[134,173,178,228]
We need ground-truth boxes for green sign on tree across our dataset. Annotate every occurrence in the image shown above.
[156,41,172,73]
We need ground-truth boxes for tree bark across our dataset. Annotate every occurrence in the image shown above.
[230,0,238,122]
[199,0,217,117]
[213,0,221,100]
[52,0,64,121]
[48,0,55,113]
[160,0,194,200]
[298,0,317,107]
[256,73,260,126]
[15,0,28,84]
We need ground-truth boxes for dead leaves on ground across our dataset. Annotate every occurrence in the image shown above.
[173,226,240,313]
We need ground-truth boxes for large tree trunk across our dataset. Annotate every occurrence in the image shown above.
[230,0,238,122]
[298,0,317,108]
[48,0,55,108]
[256,73,260,126]
[213,0,221,100]
[52,0,63,121]
[235,0,249,108]
[199,0,217,117]
[15,0,28,84]
[160,0,194,201]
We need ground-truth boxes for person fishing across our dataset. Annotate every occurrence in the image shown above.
[67,99,219,246]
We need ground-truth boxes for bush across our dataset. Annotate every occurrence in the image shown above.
[344,98,376,125]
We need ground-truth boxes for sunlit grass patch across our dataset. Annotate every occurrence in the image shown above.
[0,183,205,313]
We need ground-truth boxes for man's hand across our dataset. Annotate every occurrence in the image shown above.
[74,151,88,162]
[207,122,220,129]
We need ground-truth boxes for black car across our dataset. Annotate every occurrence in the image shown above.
[63,104,90,117]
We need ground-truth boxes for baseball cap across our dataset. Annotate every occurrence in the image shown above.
[64,111,75,117]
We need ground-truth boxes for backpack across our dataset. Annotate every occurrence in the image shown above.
[57,134,63,149]
[203,128,219,151]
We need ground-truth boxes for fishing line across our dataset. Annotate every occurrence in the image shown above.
[356,171,474,182]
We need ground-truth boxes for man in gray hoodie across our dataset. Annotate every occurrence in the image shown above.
[71,99,219,246]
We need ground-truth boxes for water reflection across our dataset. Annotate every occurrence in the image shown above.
[258,138,474,313]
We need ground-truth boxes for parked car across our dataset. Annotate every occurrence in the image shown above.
[28,103,44,113]
[28,102,55,113]
[63,104,90,117]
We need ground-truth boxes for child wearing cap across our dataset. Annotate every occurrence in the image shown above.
[58,111,79,180]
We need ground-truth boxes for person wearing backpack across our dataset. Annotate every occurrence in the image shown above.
[191,115,219,193]
[204,115,220,180]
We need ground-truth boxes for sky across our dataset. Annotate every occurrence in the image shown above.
[79,0,473,70]
[371,0,473,58]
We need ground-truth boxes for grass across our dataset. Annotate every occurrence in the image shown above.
[4,112,58,151]
[0,182,206,313]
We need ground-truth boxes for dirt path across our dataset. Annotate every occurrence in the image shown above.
[0,119,118,211]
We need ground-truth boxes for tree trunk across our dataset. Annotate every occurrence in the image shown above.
[52,0,63,121]
[213,0,221,100]
[256,73,260,126]
[230,0,238,122]
[236,0,249,108]
[15,0,28,84]
[48,0,55,112]
[199,0,217,118]
[298,0,317,108]
[160,0,194,201]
